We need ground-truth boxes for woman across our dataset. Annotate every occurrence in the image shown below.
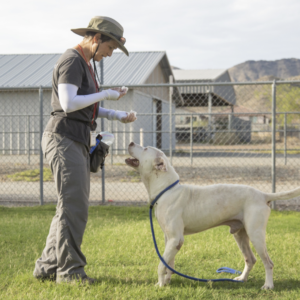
[33,16,136,284]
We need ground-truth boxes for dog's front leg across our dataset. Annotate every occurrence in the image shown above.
[156,236,184,287]
[164,234,175,285]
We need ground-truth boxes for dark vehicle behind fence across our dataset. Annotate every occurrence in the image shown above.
[175,127,208,143]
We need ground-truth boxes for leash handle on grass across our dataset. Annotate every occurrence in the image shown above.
[149,180,243,284]
[216,267,242,275]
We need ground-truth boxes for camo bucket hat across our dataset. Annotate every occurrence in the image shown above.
[71,16,128,56]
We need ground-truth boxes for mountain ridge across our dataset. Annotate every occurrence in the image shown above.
[228,58,300,82]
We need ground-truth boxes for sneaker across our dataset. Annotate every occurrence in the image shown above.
[56,274,97,284]
[81,275,97,285]
[34,273,56,282]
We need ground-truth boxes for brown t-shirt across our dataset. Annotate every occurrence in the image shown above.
[45,48,99,147]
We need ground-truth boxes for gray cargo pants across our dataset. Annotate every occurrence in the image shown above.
[33,132,90,282]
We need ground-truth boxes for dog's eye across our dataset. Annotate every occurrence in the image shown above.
[157,163,163,166]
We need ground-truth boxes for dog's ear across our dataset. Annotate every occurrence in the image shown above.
[154,157,167,172]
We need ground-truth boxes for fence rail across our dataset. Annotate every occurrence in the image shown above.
[1,81,300,211]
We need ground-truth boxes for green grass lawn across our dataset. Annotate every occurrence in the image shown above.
[0,205,299,300]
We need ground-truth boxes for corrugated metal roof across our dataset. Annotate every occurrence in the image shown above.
[101,51,166,85]
[173,69,227,81]
[0,54,61,88]
[0,51,167,88]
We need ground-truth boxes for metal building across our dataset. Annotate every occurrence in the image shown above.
[172,69,249,143]
[173,68,236,107]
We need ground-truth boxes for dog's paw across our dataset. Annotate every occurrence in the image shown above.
[261,284,274,290]
[233,275,247,282]
[155,282,165,287]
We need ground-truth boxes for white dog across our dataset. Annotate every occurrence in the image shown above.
[125,142,300,290]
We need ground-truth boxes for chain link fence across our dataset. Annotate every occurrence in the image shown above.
[1,81,300,210]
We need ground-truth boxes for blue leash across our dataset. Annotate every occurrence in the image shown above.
[149,180,243,283]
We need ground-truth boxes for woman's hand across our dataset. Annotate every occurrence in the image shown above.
[111,86,128,100]
[120,110,137,123]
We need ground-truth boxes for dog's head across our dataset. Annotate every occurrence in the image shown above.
[125,142,168,175]
[125,142,179,199]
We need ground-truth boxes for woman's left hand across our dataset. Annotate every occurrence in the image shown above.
[120,110,137,123]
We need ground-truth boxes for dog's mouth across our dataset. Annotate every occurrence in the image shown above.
[125,157,140,168]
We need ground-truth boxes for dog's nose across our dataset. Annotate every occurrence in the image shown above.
[129,142,135,147]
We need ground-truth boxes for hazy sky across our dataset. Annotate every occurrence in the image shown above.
[1,0,300,69]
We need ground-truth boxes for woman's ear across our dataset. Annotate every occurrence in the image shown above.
[94,33,101,44]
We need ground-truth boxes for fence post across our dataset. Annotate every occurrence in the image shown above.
[110,120,114,165]
[228,113,232,132]
[140,128,144,147]
[27,116,30,165]
[207,87,212,140]
[100,60,105,204]
[169,76,173,164]
[9,116,12,155]
[284,113,287,165]
[17,116,20,155]
[2,120,4,155]
[39,86,44,205]
[190,115,193,166]
[271,80,276,210]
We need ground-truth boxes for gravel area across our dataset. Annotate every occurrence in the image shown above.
[1,153,300,210]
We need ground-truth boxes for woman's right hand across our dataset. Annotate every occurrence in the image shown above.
[120,110,137,123]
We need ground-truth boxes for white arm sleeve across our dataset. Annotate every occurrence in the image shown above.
[98,107,127,121]
[58,83,120,113]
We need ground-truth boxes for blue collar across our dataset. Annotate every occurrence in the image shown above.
[150,180,180,209]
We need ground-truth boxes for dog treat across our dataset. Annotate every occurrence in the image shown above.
[121,86,128,93]
[129,110,137,118]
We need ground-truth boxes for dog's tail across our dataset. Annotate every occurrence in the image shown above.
[265,186,300,204]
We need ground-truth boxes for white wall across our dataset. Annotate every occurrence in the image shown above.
[0,88,176,155]
[0,90,52,154]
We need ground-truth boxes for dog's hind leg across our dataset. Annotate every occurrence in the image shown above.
[157,232,184,287]
[245,207,274,290]
[233,228,257,282]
